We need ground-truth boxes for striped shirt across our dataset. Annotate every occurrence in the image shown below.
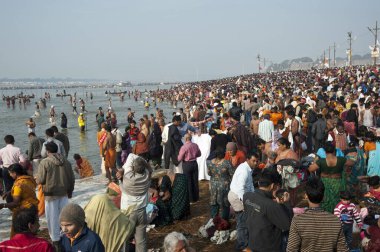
[258,119,274,142]
[287,208,348,252]
[334,202,362,225]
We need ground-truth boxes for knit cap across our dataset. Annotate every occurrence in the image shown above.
[59,203,85,227]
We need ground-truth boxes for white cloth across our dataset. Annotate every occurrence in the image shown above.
[121,154,149,211]
[229,161,254,200]
[363,109,374,127]
[32,158,41,175]
[192,134,211,181]
[45,196,68,242]
[0,144,25,168]
[258,119,274,142]
[161,123,173,144]
[120,192,148,211]
[41,138,66,158]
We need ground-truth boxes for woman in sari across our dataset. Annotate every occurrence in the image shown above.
[275,137,299,163]
[167,170,190,221]
[207,148,234,221]
[152,175,173,226]
[345,141,366,198]
[0,164,38,238]
[133,119,150,161]
[309,142,354,212]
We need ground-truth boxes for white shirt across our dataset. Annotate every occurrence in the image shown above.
[40,137,66,158]
[161,123,173,144]
[0,144,25,168]
[258,119,274,142]
[230,161,254,200]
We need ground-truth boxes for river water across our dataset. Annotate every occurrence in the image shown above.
[0,84,175,175]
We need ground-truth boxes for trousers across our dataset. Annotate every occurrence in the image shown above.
[45,196,69,242]
[2,167,14,203]
[182,160,199,202]
[129,208,147,252]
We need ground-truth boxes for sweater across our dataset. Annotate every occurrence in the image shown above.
[36,153,75,197]
[334,201,362,225]
[121,154,152,196]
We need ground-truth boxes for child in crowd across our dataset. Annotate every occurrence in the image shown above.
[364,176,380,201]
[73,154,94,178]
[128,120,139,148]
[334,191,362,250]
[362,214,380,251]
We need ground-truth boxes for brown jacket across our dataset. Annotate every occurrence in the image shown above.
[36,153,75,197]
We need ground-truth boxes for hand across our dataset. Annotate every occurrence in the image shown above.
[2,191,9,200]
[282,192,290,203]
[116,168,124,180]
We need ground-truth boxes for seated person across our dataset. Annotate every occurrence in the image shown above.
[60,203,105,252]
[84,194,136,252]
[0,206,54,251]
[151,175,173,226]
[73,153,94,178]
[364,176,380,201]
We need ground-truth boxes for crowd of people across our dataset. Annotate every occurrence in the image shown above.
[1,65,380,251]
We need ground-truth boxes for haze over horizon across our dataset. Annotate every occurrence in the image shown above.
[0,0,379,82]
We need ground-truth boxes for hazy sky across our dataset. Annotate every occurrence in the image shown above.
[0,0,379,82]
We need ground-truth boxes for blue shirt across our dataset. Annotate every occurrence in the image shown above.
[177,122,196,137]
[316,148,344,158]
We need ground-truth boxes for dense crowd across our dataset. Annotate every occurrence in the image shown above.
[1,65,380,251]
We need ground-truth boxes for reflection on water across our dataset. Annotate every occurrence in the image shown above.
[0,86,175,175]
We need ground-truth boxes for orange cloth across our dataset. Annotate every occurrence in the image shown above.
[10,175,38,238]
[364,141,376,152]
[262,110,271,115]
[11,175,38,210]
[220,118,226,131]
[78,158,94,178]
[105,148,116,168]
[37,185,45,217]
[225,150,246,168]
[97,130,107,156]
[270,112,283,126]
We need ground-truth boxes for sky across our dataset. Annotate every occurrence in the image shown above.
[0,0,379,82]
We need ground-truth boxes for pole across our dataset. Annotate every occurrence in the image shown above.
[323,50,326,68]
[333,42,336,67]
[263,58,266,71]
[257,54,261,73]
[348,32,352,66]
[376,21,378,65]
[368,21,380,65]
[328,46,331,67]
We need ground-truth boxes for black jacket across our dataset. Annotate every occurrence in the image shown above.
[243,189,293,252]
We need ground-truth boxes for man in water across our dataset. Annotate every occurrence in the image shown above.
[78,113,86,132]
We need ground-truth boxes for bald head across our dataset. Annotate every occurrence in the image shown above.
[185,133,192,142]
